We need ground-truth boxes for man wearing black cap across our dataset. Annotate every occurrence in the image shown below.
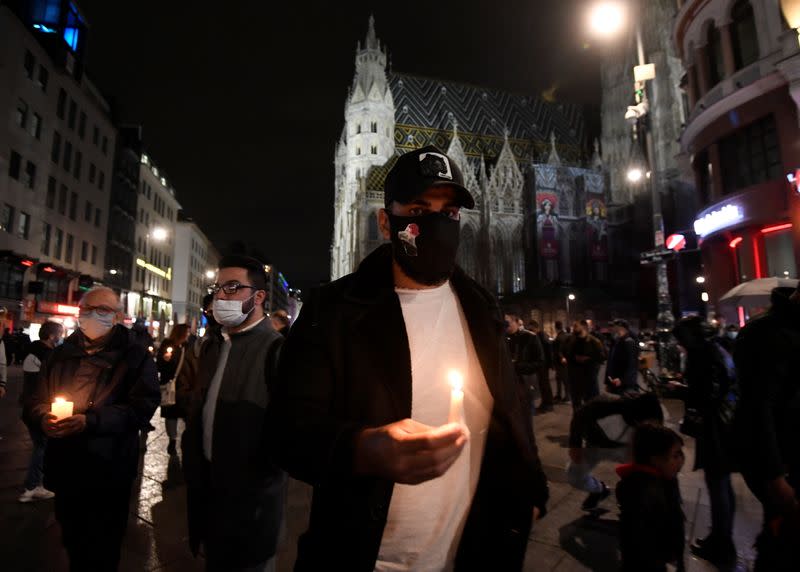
[272,146,549,571]
[605,319,640,395]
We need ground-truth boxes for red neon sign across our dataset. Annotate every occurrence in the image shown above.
[761,223,792,235]
[37,301,79,316]
[753,240,762,278]
[738,306,746,328]
[21,259,34,267]
[42,266,56,273]
[729,237,743,249]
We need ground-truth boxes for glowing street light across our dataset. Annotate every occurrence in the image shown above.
[151,227,168,241]
[588,2,626,38]
[695,276,706,284]
[627,167,644,183]
[205,270,215,280]
[566,293,576,324]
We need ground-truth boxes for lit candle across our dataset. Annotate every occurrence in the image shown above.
[166,346,173,355]
[447,370,465,424]
[51,396,74,420]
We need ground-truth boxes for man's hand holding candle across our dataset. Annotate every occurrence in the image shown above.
[42,413,87,437]
[354,419,468,485]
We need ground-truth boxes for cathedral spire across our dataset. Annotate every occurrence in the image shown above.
[547,131,562,166]
[365,14,379,50]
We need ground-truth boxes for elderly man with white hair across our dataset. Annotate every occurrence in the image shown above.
[25,287,160,572]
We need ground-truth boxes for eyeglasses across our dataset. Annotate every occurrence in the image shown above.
[79,304,116,316]
[208,281,259,295]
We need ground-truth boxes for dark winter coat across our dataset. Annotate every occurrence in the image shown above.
[506,330,544,379]
[568,393,664,449]
[734,287,800,487]
[563,333,606,388]
[271,244,549,572]
[155,341,197,419]
[25,326,159,490]
[606,334,639,394]
[181,318,285,568]
[616,463,685,572]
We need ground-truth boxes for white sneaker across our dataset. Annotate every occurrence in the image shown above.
[18,486,55,503]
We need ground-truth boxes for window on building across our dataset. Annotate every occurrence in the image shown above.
[51,131,61,163]
[356,147,361,156]
[9,151,22,180]
[84,200,92,221]
[37,66,48,91]
[15,99,28,129]
[91,244,97,265]
[17,211,30,239]
[80,240,88,262]
[732,0,759,70]
[67,100,76,129]
[53,228,63,259]
[73,151,82,180]
[23,161,37,189]
[24,50,35,79]
[64,2,83,52]
[63,140,72,171]
[58,184,67,215]
[88,162,96,183]
[98,171,105,190]
[57,88,66,119]
[65,234,74,263]
[69,192,77,220]
[0,204,13,233]
[46,177,56,208]
[78,111,86,139]
[102,136,108,155]
[30,113,42,139]
[371,121,377,133]
[707,25,725,86]
[356,124,362,134]
[92,125,99,145]
[41,222,51,255]
[371,145,377,155]
[719,114,782,194]
[94,208,101,228]
[764,228,796,278]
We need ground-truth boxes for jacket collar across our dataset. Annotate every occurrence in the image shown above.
[61,325,129,365]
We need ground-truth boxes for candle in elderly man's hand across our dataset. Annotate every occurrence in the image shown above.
[447,370,465,424]
[51,397,73,420]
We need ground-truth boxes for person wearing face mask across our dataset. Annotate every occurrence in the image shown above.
[271,146,549,571]
[19,321,63,503]
[25,287,159,571]
[181,255,286,572]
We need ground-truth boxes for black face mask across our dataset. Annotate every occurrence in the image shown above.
[387,211,460,286]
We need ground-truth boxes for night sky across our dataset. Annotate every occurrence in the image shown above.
[78,0,603,290]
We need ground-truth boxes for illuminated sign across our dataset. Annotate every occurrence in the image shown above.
[37,301,80,316]
[136,258,172,280]
[786,170,800,193]
[693,204,744,237]
[666,234,686,251]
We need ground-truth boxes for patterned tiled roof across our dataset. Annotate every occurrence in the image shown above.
[390,72,585,161]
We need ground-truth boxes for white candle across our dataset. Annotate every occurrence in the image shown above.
[51,396,74,420]
[166,346,173,356]
[447,370,465,424]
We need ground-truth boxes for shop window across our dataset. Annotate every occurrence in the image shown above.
[731,0,759,70]
[764,229,796,278]
[0,261,24,300]
[719,115,781,195]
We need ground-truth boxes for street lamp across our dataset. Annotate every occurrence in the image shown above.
[566,293,576,324]
[109,269,119,276]
[151,227,168,242]
[205,270,215,280]
[588,2,625,38]
[695,276,706,284]
[781,0,800,46]
[588,0,677,373]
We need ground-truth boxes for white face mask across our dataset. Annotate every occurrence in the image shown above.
[212,296,255,328]
[79,310,115,340]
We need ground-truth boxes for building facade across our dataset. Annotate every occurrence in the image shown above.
[674,0,800,323]
[0,0,115,332]
[128,152,180,338]
[172,213,218,328]
[332,17,606,300]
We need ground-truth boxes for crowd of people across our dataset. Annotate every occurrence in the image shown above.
[0,145,796,572]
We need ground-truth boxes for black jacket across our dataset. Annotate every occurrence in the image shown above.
[606,334,639,394]
[21,340,54,411]
[734,287,800,485]
[616,464,685,572]
[272,245,549,571]
[568,393,663,449]
[506,330,544,379]
[25,326,159,489]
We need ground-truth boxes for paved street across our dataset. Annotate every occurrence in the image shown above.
[0,364,761,571]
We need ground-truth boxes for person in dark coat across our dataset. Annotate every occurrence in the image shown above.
[271,146,549,572]
[530,320,555,412]
[504,311,544,420]
[19,321,63,502]
[156,323,193,455]
[25,287,159,572]
[552,321,569,402]
[616,423,686,572]
[734,286,800,572]
[182,255,286,572]
[673,315,738,569]
[563,320,606,410]
[606,319,640,395]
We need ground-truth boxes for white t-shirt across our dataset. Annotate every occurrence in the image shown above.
[375,281,494,572]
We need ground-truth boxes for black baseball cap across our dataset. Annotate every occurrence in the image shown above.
[384,146,475,210]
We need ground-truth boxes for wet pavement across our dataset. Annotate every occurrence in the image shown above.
[0,364,762,571]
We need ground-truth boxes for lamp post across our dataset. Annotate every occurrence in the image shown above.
[566,293,576,325]
[589,0,677,372]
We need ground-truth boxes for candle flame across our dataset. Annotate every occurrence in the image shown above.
[447,370,464,392]
[166,346,173,352]
[54,396,66,403]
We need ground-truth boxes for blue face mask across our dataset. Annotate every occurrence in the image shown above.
[79,310,115,341]
[54,337,64,347]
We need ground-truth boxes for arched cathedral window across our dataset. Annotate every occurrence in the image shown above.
[371,122,378,133]
[731,0,758,70]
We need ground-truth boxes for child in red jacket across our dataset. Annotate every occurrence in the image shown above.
[617,423,686,572]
